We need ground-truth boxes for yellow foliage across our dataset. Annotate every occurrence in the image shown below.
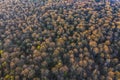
[37,45,41,50]
[10,76,14,80]
[0,50,3,55]
[2,61,7,67]
[58,62,62,67]
[5,74,11,79]
[56,60,62,68]
[5,75,14,80]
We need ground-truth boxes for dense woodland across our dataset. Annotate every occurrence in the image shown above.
[0,0,120,80]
